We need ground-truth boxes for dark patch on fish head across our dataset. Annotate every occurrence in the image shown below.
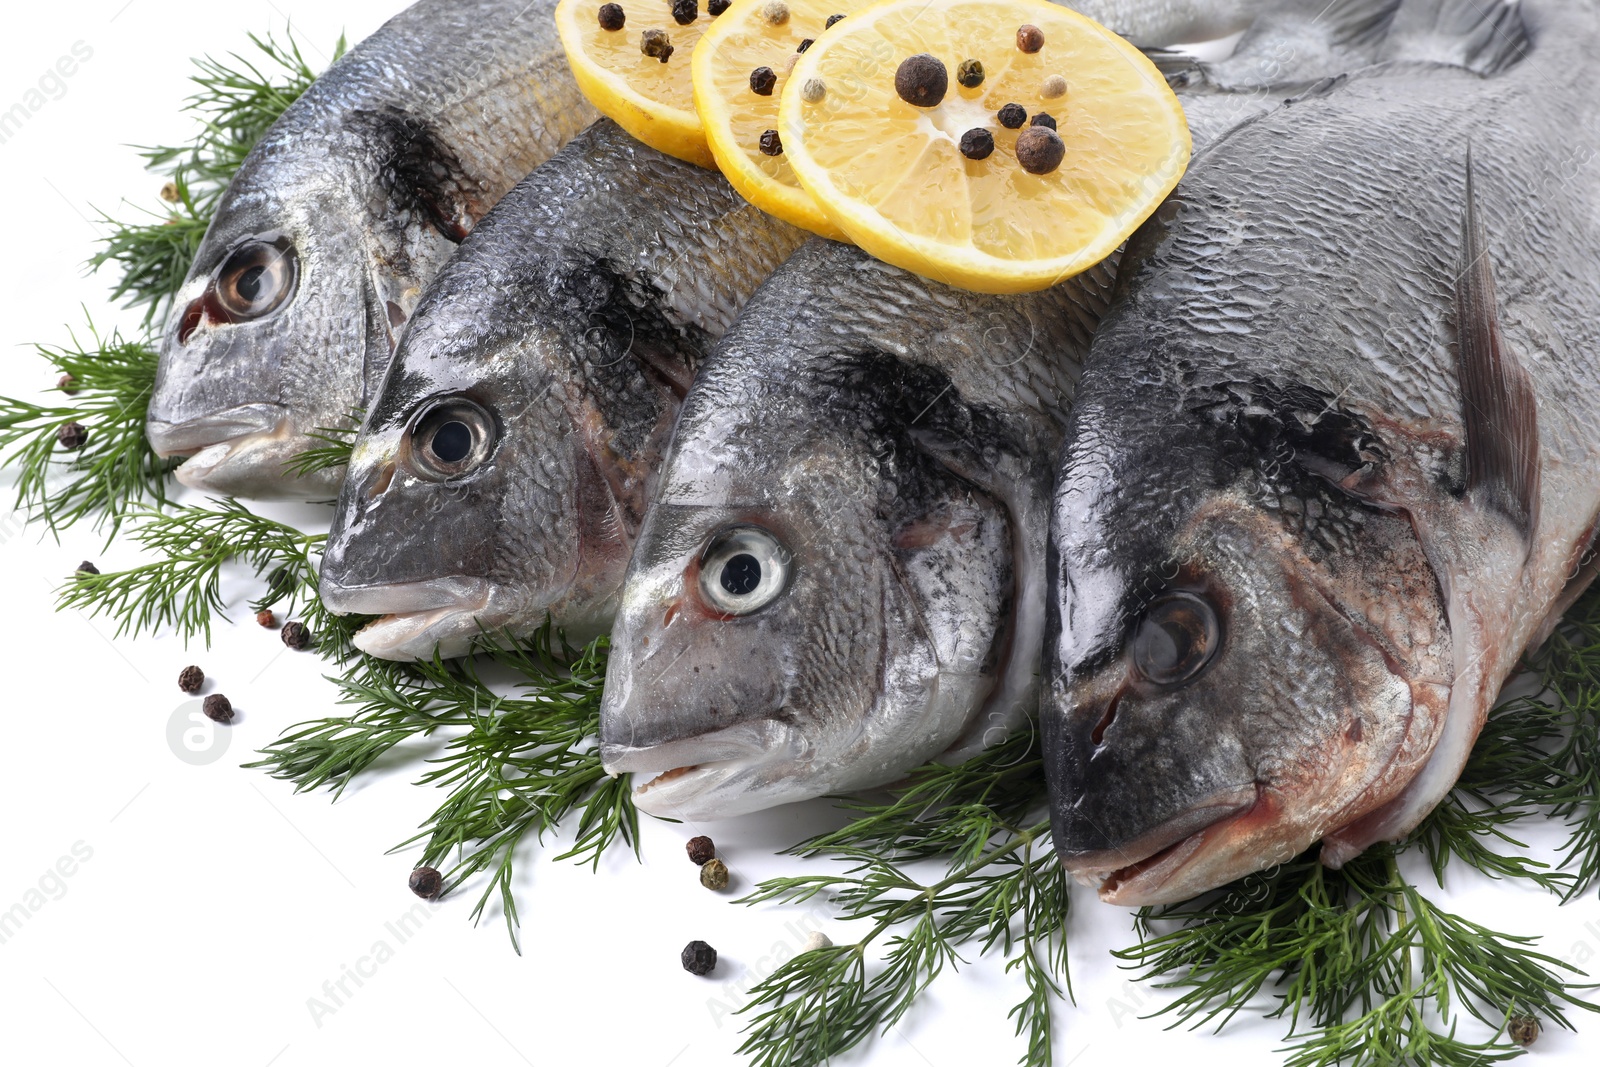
[322,254,691,657]
[1045,364,1452,904]
[601,352,1015,819]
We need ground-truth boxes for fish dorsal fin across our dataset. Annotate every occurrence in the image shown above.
[1455,150,1540,543]
[1380,0,1530,75]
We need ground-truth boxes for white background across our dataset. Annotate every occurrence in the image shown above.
[0,2,1596,1065]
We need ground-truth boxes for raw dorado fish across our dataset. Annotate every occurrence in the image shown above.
[599,238,1106,820]
[146,0,594,499]
[318,119,806,660]
[1044,0,1592,907]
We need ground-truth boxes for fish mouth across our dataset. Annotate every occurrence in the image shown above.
[321,576,496,662]
[1059,784,1259,905]
[601,720,804,820]
[147,403,285,458]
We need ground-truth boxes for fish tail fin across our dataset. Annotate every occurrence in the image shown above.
[1382,0,1531,74]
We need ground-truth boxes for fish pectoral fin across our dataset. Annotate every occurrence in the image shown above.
[1454,149,1541,547]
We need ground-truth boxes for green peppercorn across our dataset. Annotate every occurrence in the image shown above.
[750,65,777,95]
[1015,125,1065,175]
[671,0,698,26]
[409,866,444,900]
[641,28,674,62]
[681,940,717,975]
[597,3,625,31]
[956,59,984,89]
[959,128,994,160]
[700,857,731,890]
[894,53,947,108]
[203,694,234,724]
[178,665,204,694]
[759,129,783,156]
[1017,24,1044,53]
[1030,111,1057,130]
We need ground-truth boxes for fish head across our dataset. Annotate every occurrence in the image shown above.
[601,353,1016,820]
[147,114,472,499]
[318,253,678,661]
[1045,360,1452,906]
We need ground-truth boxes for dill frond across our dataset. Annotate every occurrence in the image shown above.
[0,321,174,535]
[281,410,363,479]
[249,629,634,954]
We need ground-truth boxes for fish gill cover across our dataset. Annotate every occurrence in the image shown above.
[0,13,1596,1067]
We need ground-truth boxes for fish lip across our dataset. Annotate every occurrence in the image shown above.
[601,721,800,818]
[1059,784,1259,904]
[319,575,494,617]
[147,403,287,458]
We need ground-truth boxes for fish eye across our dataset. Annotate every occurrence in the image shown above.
[213,236,297,321]
[699,526,790,616]
[1130,592,1221,687]
[406,397,497,480]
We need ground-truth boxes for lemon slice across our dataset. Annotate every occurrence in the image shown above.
[556,0,720,168]
[693,0,866,239]
[778,0,1190,292]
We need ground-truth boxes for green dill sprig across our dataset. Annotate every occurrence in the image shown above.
[90,30,345,322]
[0,321,174,535]
[57,498,325,645]
[250,629,635,953]
[733,731,1070,1067]
[1121,847,1593,1067]
[281,410,363,479]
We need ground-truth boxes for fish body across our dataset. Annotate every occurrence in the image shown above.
[598,238,1108,819]
[1045,0,1599,905]
[146,0,594,498]
[318,119,806,660]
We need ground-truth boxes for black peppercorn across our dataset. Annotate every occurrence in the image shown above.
[671,0,698,25]
[409,866,444,899]
[686,835,716,865]
[178,665,205,694]
[597,2,625,30]
[281,621,312,650]
[1015,125,1065,175]
[57,373,79,396]
[681,940,717,975]
[641,28,674,62]
[825,13,845,28]
[894,53,947,108]
[1016,24,1044,53]
[700,858,731,890]
[956,59,984,89]
[959,128,994,160]
[997,102,1026,128]
[266,566,294,600]
[1508,1014,1539,1047]
[75,561,100,577]
[797,38,813,53]
[1030,111,1057,130]
[709,0,731,14]
[758,129,783,156]
[750,65,776,95]
[203,693,234,724]
[57,422,88,450]
[256,609,276,628]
